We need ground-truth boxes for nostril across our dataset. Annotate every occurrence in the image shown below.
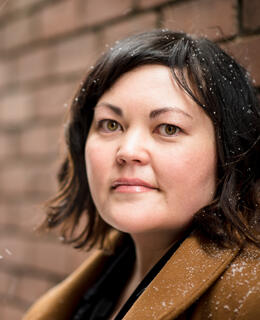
[117,157,126,166]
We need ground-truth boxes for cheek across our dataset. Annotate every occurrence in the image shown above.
[85,140,108,192]
[158,143,216,201]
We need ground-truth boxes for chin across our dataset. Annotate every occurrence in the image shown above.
[100,210,154,233]
[100,211,180,236]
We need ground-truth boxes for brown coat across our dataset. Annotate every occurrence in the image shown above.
[23,231,260,320]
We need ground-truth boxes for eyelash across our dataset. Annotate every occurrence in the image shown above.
[155,123,181,136]
[97,119,181,137]
[97,119,122,132]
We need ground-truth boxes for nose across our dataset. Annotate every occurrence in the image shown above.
[116,129,150,166]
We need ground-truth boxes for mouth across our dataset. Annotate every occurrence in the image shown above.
[111,178,158,193]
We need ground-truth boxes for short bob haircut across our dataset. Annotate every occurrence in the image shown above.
[43,30,260,250]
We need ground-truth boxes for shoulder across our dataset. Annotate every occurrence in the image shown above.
[22,230,125,320]
[194,243,260,319]
[22,249,111,320]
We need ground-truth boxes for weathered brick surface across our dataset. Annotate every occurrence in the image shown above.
[2,14,40,51]
[0,271,12,296]
[1,306,24,320]
[64,246,91,274]
[0,0,12,14]
[16,47,52,82]
[0,133,18,161]
[19,124,61,157]
[139,0,171,9]
[42,0,133,39]
[162,0,237,40]
[76,0,133,27]
[0,161,59,196]
[224,35,260,86]
[0,163,29,196]
[0,203,7,225]
[102,12,157,46]
[0,235,27,267]
[0,201,41,231]
[0,58,17,88]
[53,32,99,74]
[5,0,41,11]
[242,0,260,31]
[0,0,259,319]
[41,0,78,38]
[0,60,8,87]
[15,276,54,305]
[0,93,33,127]
[32,82,75,120]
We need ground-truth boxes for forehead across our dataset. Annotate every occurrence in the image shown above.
[96,65,207,121]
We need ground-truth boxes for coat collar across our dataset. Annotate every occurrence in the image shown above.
[123,231,240,320]
[23,231,240,320]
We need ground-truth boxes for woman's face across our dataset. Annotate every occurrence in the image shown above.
[85,65,216,237]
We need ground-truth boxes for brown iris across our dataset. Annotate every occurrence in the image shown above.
[164,124,177,135]
[107,120,119,131]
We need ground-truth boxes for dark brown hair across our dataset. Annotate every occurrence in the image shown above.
[42,30,260,250]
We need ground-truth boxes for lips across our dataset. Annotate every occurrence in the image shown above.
[111,178,157,193]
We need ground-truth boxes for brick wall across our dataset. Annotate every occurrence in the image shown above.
[0,0,259,318]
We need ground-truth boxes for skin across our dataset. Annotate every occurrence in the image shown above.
[85,65,217,316]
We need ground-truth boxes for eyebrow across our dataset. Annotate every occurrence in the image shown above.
[95,103,122,116]
[149,107,193,120]
[95,103,193,120]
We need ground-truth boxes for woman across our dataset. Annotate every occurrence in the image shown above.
[23,30,259,320]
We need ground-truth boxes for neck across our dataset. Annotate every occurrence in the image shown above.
[130,230,183,282]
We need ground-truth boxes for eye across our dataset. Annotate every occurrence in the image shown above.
[98,119,121,132]
[156,124,180,136]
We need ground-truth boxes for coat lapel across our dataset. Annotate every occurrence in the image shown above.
[123,232,240,320]
[23,231,240,320]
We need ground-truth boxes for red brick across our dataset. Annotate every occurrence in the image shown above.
[42,0,133,39]
[0,234,56,272]
[7,0,40,11]
[0,134,10,160]
[0,27,5,51]
[77,0,133,27]
[0,0,12,14]
[2,201,42,231]
[17,47,52,82]
[19,124,61,157]
[33,82,75,120]
[1,209,88,274]
[28,161,59,195]
[223,35,260,86]
[0,93,33,126]
[64,246,91,274]
[2,275,19,300]
[0,203,8,225]
[0,163,29,195]
[26,239,70,274]
[0,160,58,196]
[16,276,53,304]
[243,0,260,31]
[1,305,24,320]
[53,32,99,74]
[0,133,18,161]
[102,12,157,47]
[2,15,36,50]
[0,235,27,267]
[0,60,8,87]
[0,58,18,87]
[162,0,238,40]
[0,271,13,296]
[41,0,78,38]
[139,0,170,9]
